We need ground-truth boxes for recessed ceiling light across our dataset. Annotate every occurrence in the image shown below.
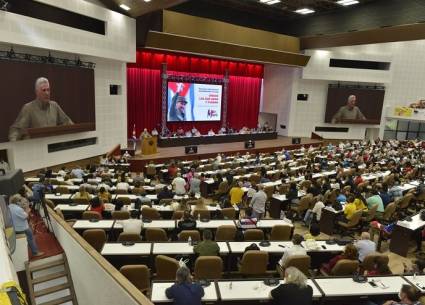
[259,0,281,5]
[337,0,359,6]
[295,8,315,14]
[144,0,151,2]
[119,4,130,11]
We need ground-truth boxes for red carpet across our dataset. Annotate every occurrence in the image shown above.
[28,213,63,261]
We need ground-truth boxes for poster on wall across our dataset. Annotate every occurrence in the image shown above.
[167,81,223,122]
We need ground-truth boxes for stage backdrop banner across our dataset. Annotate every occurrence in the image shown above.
[127,49,263,137]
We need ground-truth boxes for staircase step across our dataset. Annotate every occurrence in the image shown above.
[33,271,68,284]
[37,295,73,305]
[34,283,70,298]
[30,259,65,272]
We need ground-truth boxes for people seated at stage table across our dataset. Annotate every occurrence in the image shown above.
[176,127,185,137]
[218,126,226,134]
[207,128,215,136]
[151,128,159,136]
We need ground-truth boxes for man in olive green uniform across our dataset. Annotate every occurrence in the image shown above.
[193,229,220,256]
[331,95,366,123]
[9,77,73,141]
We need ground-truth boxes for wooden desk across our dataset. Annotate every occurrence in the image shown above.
[72,220,115,230]
[152,242,229,255]
[101,242,152,256]
[390,213,425,257]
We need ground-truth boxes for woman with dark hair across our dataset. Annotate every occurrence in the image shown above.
[89,197,104,217]
[367,256,392,276]
[165,266,204,305]
[320,244,358,274]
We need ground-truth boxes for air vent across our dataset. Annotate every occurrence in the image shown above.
[315,127,349,132]
[48,138,97,153]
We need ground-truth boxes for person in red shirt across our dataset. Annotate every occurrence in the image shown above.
[89,197,104,218]
[354,174,364,185]
[367,256,392,276]
[321,244,358,274]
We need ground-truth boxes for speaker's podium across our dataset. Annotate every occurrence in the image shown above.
[141,136,157,155]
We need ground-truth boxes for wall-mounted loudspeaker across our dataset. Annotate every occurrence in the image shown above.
[292,138,301,145]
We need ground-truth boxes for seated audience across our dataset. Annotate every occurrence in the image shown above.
[89,197,104,216]
[165,266,204,305]
[98,186,112,203]
[177,210,197,233]
[172,173,187,195]
[321,244,358,274]
[74,186,91,200]
[122,210,143,235]
[229,181,244,208]
[367,256,392,276]
[158,186,175,201]
[279,234,307,266]
[366,189,384,213]
[355,232,376,262]
[194,229,220,256]
[270,267,313,305]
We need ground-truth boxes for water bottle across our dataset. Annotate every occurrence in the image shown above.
[188,236,192,246]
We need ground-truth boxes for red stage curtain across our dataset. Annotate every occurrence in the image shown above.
[127,68,162,135]
[127,50,264,137]
[227,76,262,130]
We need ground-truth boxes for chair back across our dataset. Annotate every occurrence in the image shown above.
[120,265,150,293]
[141,207,161,220]
[399,193,414,209]
[362,253,389,271]
[159,199,173,206]
[74,198,90,205]
[221,208,236,220]
[145,228,168,242]
[215,225,237,241]
[178,230,201,241]
[347,210,363,227]
[244,229,264,241]
[146,166,156,176]
[132,187,145,196]
[155,255,179,280]
[283,255,311,276]
[117,197,132,206]
[112,210,130,220]
[264,186,274,200]
[194,256,223,280]
[240,250,269,276]
[118,233,142,242]
[217,181,229,194]
[82,211,102,220]
[297,194,312,212]
[116,189,128,194]
[331,259,359,276]
[382,202,396,221]
[171,210,184,220]
[82,229,106,252]
[364,204,379,221]
[270,225,292,241]
[56,186,69,194]
[193,209,211,220]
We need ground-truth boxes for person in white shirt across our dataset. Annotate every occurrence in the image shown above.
[355,232,376,262]
[172,173,186,195]
[185,130,192,137]
[279,234,307,266]
[116,181,130,192]
[122,210,143,236]
[218,127,226,134]
[122,151,131,161]
[151,128,159,136]
[250,185,267,219]
[216,153,222,164]
[311,199,325,221]
[208,129,215,136]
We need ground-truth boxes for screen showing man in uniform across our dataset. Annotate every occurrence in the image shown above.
[324,86,385,125]
[167,81,222,122]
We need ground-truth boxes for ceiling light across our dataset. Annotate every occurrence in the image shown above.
[295,8,315,14]
[259,0,281,5]
[144,0,151,2]
[119,4,130,11]
[337,0,359,6]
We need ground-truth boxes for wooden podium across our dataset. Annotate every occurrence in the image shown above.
[141,136,157,155]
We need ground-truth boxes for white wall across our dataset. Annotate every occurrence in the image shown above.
[0,0,136,171]
[261,39,425,140]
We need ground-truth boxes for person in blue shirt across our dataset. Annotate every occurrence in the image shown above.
[336,189,347,204]
[8,196,44,257]
[165,266,204,305]
[379,184,391,207]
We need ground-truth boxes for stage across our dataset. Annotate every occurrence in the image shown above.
[129,136,323,172]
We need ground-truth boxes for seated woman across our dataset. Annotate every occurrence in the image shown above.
[269,267,313,305]
[342,195,357,221]
[321,243,358,274]
[177,210,197,234]
[165,266,204,305]
[354,192,368,211]
[89,197,104,218]
[367,256,392,276]
[74,186,91,200]
[98,186,112,203]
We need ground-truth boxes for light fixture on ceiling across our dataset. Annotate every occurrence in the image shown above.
[295,8,315,14]
[259,0,281,5]
[144,0,151,2]
[337,0,360,6]
[119,3,130,11]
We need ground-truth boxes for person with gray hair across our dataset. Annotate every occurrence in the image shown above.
[331,94,366,124]
[165,266,204,305]
[270,266,313,305]
[354,231,376,262]
[9,77,73,141]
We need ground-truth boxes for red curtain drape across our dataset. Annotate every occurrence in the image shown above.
[227,76,262,130]
[127,50,264,137]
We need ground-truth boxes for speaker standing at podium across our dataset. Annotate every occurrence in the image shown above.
[9,77,73,141]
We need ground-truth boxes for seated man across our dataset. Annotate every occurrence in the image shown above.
[366,189,384,214]
[158,186,175,201]
[165,266,204,305]
[176,127,185,137]
[207,129,215,136]
[278,234,306,266]
[151,128,159,136]
[354,232,376,262]
[185,130,192,137]
[194,229,220,256]
[122,210,143,236]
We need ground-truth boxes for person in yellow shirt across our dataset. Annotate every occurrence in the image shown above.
[343,195,357,220]
[354,193,368,211]
[229,181,244,208]
[74,185,91,201]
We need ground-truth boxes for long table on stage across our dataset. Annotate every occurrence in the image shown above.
[158,132,278,147]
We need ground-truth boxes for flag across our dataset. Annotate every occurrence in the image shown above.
[132,124,137,140]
